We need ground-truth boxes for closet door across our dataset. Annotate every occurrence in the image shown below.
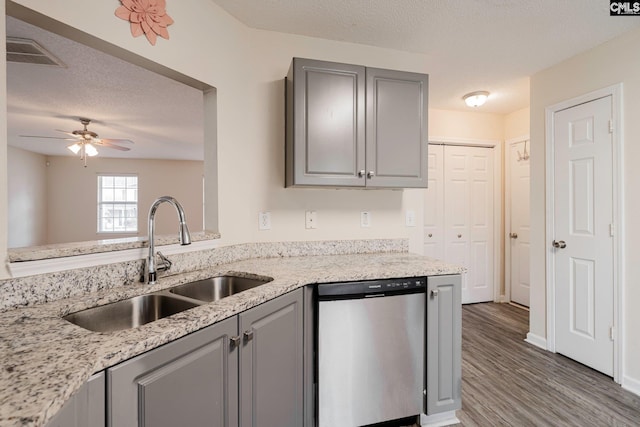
[424,145,495,304]
[423,144,444,258]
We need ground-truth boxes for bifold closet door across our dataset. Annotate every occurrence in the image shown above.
[424,144,494,304]
[424,145,445,259]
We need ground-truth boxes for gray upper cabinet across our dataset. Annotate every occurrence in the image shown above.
[366,67,428,188]
[286,58,366,187]
[286,57,428,188]
[425,275,462,415]
[239,289,304,427]
[107,316,238,427]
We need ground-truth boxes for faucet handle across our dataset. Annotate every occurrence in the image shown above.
[156,251,172,272]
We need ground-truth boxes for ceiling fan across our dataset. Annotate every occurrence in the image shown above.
[20,117,134,167]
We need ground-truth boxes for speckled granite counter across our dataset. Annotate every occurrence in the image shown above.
[0,246,463,427]
[7,231,221,262]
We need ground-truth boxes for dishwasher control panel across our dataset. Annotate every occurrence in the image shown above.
[317,277,425,298]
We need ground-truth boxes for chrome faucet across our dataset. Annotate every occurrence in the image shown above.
[144,196,191,284]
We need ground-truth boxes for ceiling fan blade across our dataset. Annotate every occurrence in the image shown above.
[97,141,131,151]
[100,138,134,144]
[20,135,76,140]
[55,129,81,138]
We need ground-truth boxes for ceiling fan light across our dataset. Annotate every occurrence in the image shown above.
[85,143,99,157]
[67,143,81,154]
[463,91,490,107]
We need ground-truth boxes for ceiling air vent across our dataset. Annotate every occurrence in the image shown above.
[6,37,65,67]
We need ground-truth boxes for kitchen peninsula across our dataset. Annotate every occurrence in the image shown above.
[0,239,463,427]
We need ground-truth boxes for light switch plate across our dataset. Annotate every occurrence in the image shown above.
[305,211,317,229]
[361,211,371,228]
[258,211,271,230]
[405,210,416,227]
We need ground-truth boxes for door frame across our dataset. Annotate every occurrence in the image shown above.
[544,84,624,383]
[504,135,530,304]
[428,137,502,302]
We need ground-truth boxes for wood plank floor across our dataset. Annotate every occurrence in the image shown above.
[457,303,640,426]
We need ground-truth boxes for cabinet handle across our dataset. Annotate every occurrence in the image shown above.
[510,232,518,239]
[358,170,365,178]
[243,330,254,342]
[428,233,433,238]
[457,234,462,238]
[367,171,375,178]
[430,289,439,298]
[229,336,240,349]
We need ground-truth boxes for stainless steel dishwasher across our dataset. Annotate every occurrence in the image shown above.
[317,277,425,427]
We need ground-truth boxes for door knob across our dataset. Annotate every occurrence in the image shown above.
[552,240,567,249]
[510,233,518,239]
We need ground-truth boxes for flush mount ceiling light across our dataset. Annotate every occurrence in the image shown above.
[463,91,490,107]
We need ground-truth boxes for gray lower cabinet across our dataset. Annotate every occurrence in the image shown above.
[107,316,238,427]
[286,57,428,189]
[239,288,304,427]
[425,275,462,415]
[45,372,105,427]
[106,288,303,427]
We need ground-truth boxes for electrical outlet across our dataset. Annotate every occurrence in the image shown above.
[361,211,371,228]
[258,211,271,230]
[405,210,416,227]
[305,211,318,229]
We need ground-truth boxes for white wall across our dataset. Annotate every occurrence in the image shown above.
[505,107,530,141]
[531,27,640,387]
[7,146,47,247]
[430,109,505,142]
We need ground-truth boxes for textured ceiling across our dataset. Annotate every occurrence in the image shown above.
[211,0,640,114]
[6,16,204,160]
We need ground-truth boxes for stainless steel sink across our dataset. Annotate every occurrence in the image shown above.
[63,294,200,333]
[169,275,273,302]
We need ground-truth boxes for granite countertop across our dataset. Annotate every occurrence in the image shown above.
[0,252,463,427]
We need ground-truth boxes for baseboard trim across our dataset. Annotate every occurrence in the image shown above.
[525,332,547,350]
[420,411,459,427]
[622,375,640,397]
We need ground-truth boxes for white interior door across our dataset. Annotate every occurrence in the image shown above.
[423,144,444,259]
[553,96,614,376]
[444,146,494,304]
[508,141,531,307]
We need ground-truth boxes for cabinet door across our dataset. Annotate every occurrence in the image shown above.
[366,67,428,188]
[286,58,366,187]
[426,275,462,415]
[239,289,303,427]
[107,317,238,427]
[46,372,105,427]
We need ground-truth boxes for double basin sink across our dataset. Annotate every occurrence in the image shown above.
[63,275,273,333]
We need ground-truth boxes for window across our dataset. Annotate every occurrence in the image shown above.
[98,175,138,233]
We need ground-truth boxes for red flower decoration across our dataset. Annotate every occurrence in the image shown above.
[115,0,174,46]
